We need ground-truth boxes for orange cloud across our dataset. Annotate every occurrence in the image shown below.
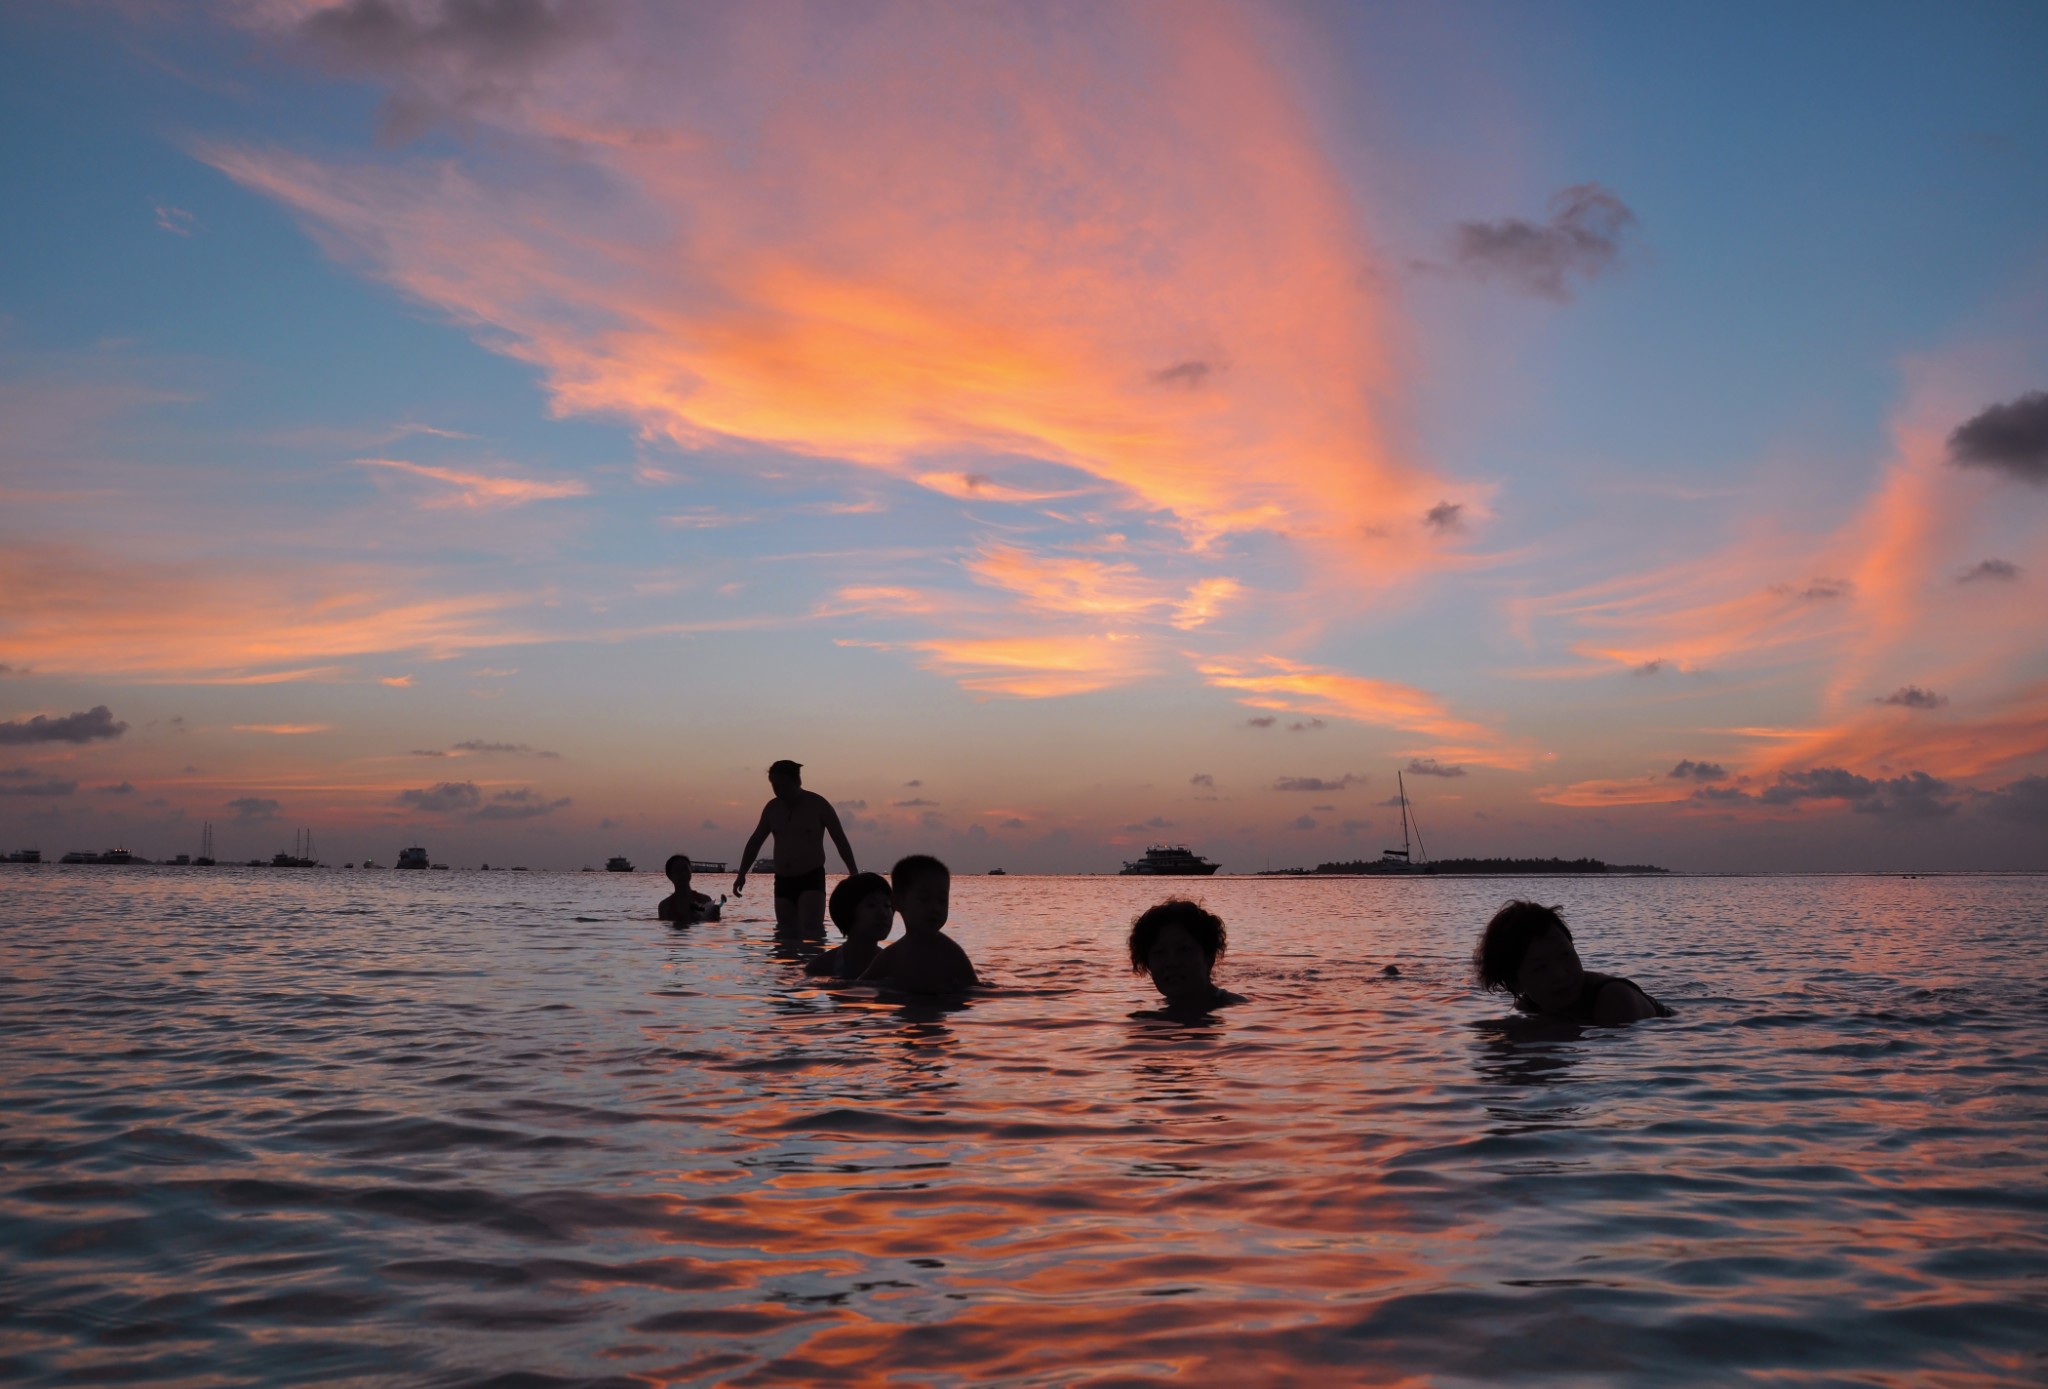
[1198,656,1538,768]
[206,3,1443,580]
[232,723,333,734]
[913,634,1150,698]
[0,541,551,683]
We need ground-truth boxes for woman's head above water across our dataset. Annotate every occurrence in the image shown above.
[1129,899,1228,1006]
[1473,900,1585,1011]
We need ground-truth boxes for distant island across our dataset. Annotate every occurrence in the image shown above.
[1293,856,1670,876]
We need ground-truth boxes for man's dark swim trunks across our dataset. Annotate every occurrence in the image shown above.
[774,866,827,902]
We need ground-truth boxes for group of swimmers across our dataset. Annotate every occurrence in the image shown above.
[655,759,1672,1024]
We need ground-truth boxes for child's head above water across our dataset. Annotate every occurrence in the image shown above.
[1129,898,1227,1006]
[828,871,893,941]
[664,854,692,887]
[890,854,950,936]
[1474,900,1585,1011]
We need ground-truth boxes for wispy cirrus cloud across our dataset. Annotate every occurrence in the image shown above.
[355,457,588,507]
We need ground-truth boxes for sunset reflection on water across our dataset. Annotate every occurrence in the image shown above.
[1,868,2043,1385]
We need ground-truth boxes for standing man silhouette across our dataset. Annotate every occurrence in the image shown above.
[734,759,857,934]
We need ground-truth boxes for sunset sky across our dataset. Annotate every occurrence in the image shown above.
[3,1,2045,873]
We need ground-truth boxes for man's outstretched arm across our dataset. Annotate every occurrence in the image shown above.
[822,801,857,875]
[733,810,771,896]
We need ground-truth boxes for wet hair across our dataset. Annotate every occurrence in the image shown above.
[664,854,691,884]
[1128,899,1227,973]
[828,872,892,936]
[1473,900,1572,993]
[891,854,950,895]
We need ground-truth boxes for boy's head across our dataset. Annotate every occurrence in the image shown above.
[829,871,894,940]
[664,854,692,887]
[1128,899,1226,1003]
[1474,900,1583,1009]
[890,854,951,935]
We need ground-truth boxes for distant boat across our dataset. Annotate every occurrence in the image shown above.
[5,849,41,864]
[1120,845,1220,876]
[1356,771,1428,875]
[988,868,1007,875]
[750,856,776,874]
[395,846,429,870]
[606,856,633,872]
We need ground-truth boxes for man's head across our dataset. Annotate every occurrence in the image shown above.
[767,759,803,797]
[664,854,692,887]
[891,854,951,936]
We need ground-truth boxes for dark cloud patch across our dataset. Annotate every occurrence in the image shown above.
[471,788,571,821]
[1689,784,1751,803]
[998,817,1026,830]
[903,779,922,788]
[1771,578,1851,601]
[1150,360,1211,389]
[410,748,449,758]
[892,797,938,808]
[0,778,77,797]
[1288,719,1325,733]
[1311,804,1335,812]
[0,664,26,677]
[1274,774,1363,793]
[1286,815,1318,831]
[298,0,599,136]
[96,782,136,795]
[1755,766,1957,818]
[1406,758,1464,778]
[1244,716,1276,729]
[1955,558,2020,585]
[228,796,282,821]
[1669,759,1728,782]
[1947,390,2048,483]
[1446,183,1637,301]
[700,819,718,831]
[1982,774,2048,825]
[396,780,482,814]
[1423,501,1464,533]
[597,816,618,830]
[1122,816,1176,832]
[1875,686,1946,710]
[0,705,128,745]
[452,740,560,758]
[836,799,869,811]
[1340,818,1371,833]
[1633,660,1667,677]
[1376,794,1408,808]
[1189,773,1215,789]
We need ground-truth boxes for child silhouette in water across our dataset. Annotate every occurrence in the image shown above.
[1129,898,1246,1015]
[860,855,978,993]
[1473,900,1670,1024]
[658,854,717,923]
[807,872,893,978]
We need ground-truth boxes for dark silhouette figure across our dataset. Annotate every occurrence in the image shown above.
[806,871,893,978]
[1128,898,1245,1015]
[658,854,719,922]
[1473,899,1671,1024]
[734,759,857,934]
[860,855,977,993]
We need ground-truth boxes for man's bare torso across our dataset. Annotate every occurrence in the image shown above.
[761,790,831,874]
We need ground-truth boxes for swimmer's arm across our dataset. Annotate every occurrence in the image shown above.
[820,797,857,875]
[1593,980,1662,1024]
[734,805,773,894]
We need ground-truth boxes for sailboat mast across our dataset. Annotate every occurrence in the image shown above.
[1399,771,1411,859]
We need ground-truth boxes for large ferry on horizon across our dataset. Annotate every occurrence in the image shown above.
[395,846,429,870]
[1119,844,1221,876]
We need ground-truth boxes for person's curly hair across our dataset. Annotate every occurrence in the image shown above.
[1128,899,1227,973]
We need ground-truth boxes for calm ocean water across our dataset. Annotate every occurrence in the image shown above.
[1,866,2043,1387]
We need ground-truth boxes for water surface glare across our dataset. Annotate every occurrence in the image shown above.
[2,867,2044,1386]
